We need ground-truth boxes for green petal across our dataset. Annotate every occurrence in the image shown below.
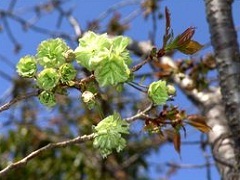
[112,36,130,54]
[75,31,111,70]
[94,55,130,87]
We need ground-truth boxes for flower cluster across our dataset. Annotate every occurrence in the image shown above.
[93,113,129,158]
[75,31,132,86]
[16,38,77,107]
[16,32,133,107]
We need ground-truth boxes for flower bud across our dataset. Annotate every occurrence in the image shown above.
[81,91,96,109]
[167,84,176,96]
[64,49,76,62]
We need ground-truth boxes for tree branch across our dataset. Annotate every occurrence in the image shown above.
[0,91,39,113]
[125,102,154,123]
[166,162,215,169]
[205,0,240,178]
[0,133,94,177]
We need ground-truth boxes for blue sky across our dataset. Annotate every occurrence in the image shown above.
[0,0,240,179]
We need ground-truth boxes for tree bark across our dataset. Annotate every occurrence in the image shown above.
[204,0,240,179]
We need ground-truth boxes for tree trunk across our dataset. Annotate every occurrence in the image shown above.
[204,0,240,179]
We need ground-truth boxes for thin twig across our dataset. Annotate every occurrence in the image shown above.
[56,6,82,38]
[166,162,215,169]
[150,10,157,45]
[126,82,147,93]
[2,16,20,48]
[4,10,74,41]
[125,102,154,122]
[0,91,39,113]
[8,0,17,11]
[131,57,150,72]
[96,0,140,21]
[121,8,142,25]
[0,133,95,177]
[0,54,16,69]
[121,153,141,169]
[0,70,13,82]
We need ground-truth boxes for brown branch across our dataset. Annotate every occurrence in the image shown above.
[0,9,75,43]
[131,57,150,72]
[0,91,39,113]
[96,0,140,21]
[125,102,154,123]
[0,133,95,177]
[55,6,82,38]
[166,162,215,169]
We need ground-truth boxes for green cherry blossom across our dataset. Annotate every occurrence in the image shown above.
[37,68,60,90]
[148,80,169,105]
[16,56,37,78]
[38,91,56,107]
[37,38,69,68]
[74,31,111,71]
[59,63,77,83]
[93,113,129,158]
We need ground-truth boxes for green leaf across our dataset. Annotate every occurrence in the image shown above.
[148,80,169,105]
[94,55,131,87]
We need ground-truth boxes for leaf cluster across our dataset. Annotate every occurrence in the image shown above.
[143,105,211,154]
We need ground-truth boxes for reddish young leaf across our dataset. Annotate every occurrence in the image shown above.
[165,7,171,35]
[186,115,211,133]
[177,27,195,47]
[164,27,197,53]
[173,131,181,154]
[162,7,173,49]
[178,40,203,55]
